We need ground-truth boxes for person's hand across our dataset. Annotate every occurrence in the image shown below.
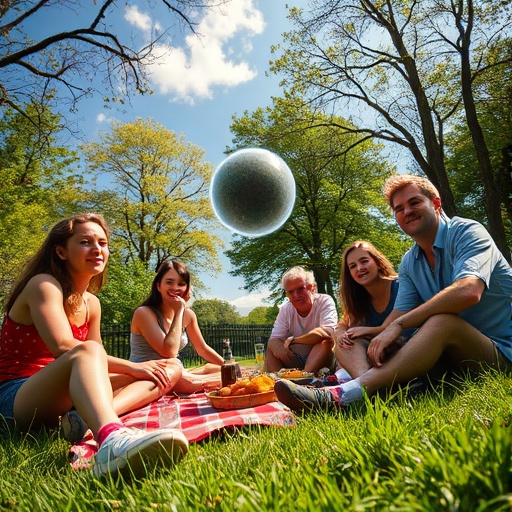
[283,336,295,350]
[130,359,170,388]
[164,294,187,312]
[337,330,355,349]
[334,326,363,350]
[367,323,402,367]
[267,338,295,365]
[346,326,376,339]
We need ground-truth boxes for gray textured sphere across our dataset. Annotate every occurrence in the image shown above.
[210,148,296,237]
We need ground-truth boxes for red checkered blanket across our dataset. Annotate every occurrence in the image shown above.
[68,392,295,469]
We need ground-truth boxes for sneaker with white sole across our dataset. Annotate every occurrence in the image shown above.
[92,427,189,478]
[274,379,342,413]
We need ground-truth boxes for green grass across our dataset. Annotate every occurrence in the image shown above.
[2,369,512,511]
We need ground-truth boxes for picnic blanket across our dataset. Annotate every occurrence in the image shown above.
[68,392,296,469]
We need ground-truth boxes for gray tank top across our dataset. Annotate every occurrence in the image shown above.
[129,307,188,363]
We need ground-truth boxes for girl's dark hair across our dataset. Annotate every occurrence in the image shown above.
[141,259,191,309]
[340,240,396,326]
[4,213,110,314]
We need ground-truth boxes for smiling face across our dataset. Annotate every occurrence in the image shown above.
[283,276,315,316]
[346,246,380,287]
[157,266,189,302]
[56,221,109,277]
[391,184,441,241]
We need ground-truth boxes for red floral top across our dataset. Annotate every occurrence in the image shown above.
[0,316,89,383]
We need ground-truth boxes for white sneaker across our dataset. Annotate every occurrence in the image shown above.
[92,427,189,478]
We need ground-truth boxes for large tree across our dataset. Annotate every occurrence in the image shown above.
[446,41,512,235]
[0,102,85,300]
[271,0,512,258]
[227,97,409,302]
[0,1,223,120]
[82,117,222,278]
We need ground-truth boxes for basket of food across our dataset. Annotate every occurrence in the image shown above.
[207,375,276,410]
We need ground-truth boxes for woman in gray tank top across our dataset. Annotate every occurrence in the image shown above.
[130,259,223,394]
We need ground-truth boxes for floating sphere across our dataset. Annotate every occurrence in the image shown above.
[210,148,296,237]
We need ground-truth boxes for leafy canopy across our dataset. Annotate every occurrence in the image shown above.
[227,97,409,304]
[82,117,223,283]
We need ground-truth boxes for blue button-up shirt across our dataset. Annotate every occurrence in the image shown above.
[395,215,512,361]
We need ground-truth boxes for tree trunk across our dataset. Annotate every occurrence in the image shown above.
[457,2,511,261]
[382,11,458,217]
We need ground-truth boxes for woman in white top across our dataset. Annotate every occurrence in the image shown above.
[130,259,223,393]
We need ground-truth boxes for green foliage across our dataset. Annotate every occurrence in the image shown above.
[192,298,242,325]
[98,256,155,325]
[272,1,512,256]
[81,117,223,278]
[2,370,512,510]
[0,103,87,304]
[445,39,512,242]
[227,97,409,303]
[242,306,278,325]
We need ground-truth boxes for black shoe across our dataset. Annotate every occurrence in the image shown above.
[274,379,341,413]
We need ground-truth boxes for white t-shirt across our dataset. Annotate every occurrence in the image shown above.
[270,294,338,360]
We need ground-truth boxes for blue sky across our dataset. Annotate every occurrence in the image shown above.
[50,1,307,314]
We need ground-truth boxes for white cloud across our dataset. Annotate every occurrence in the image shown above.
[134,0,266,103]
[230,291,269,310]
[96,112,116,124]
[125,5,152,31]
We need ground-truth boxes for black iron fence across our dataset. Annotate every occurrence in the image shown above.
[102,323,273,367]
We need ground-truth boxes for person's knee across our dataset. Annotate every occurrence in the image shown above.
[334,344,351,367]
[70,340,107,360]
[166,361,183,377]
[422,313,461,329]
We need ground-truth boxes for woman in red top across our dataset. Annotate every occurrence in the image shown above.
[0,213,188,478]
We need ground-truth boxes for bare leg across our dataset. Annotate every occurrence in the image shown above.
[303,341,335,374]
[335,339,372,378]
[187,363,221,375]
[109,360,183,416]
[13,341,120,435]
[359,314,502,395]
[264,338,303,372]
[173,370,222,394]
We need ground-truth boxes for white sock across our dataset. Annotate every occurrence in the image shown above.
[339,378,364,403]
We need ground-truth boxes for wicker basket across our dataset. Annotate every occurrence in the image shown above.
[207,390,277,410]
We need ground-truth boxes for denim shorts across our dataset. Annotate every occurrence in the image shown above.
[0,378,28,419]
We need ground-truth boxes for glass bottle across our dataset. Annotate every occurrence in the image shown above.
[221,338,241,387]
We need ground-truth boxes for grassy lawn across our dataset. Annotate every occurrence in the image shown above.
[1,368,512,511]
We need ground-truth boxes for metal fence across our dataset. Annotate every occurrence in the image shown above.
[101,323,273,367]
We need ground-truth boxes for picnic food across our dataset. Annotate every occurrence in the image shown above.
[279,369,314,379]
[214,375,275,397]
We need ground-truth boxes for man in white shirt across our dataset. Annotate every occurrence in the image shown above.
[264,266,338,375]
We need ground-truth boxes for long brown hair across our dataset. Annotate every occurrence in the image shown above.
[340,240,397,326]
[4,213,110,314]
[141,259,191,310]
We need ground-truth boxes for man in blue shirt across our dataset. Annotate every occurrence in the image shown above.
[275,174,512,412]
